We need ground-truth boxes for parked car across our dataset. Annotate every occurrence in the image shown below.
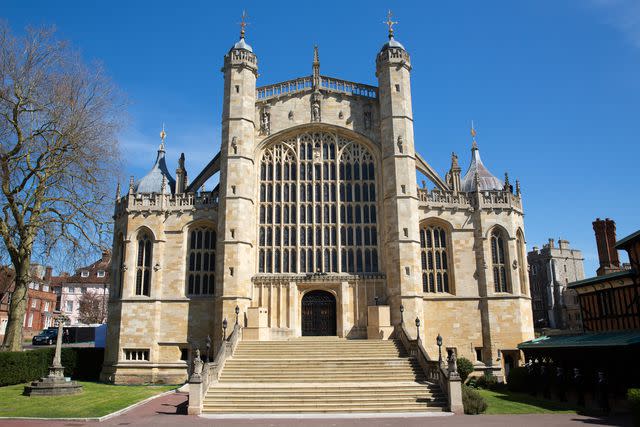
[32,329,58,345]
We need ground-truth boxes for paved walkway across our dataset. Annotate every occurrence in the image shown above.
[1,391,632,426]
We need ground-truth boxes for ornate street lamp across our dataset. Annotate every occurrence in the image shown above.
[374,296,379,306]
[235,305,240,325]
[436,333,443,365]
[415,317,421,340]
[222,318,228,341]
[400,304,404,324]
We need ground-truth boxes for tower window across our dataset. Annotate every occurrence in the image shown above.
[135,230,153,296]
[491,229,510,293]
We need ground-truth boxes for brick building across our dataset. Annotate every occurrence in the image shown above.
[0,265,58,342]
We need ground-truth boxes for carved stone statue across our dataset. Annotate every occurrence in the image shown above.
[261,109,271,135]
[447,349,458,375]
[192,348,204,377]
[311,99,321,122]
[397,135,403,153]
[363,111,372,130]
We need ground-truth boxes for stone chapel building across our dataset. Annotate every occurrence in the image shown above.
[101,24,534,384]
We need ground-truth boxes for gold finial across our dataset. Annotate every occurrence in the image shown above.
[470,120,478,149]
[159,123,166,150]
[384,10,398,39]
[239,10,249,39]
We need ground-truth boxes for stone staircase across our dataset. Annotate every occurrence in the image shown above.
[202,337,447,414]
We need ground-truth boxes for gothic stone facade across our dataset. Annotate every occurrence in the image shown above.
[101,35,534,384]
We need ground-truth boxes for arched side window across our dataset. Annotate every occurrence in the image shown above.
[491,229,510,293]
[258,132,379,274]
[187,226,216,295]
[516,231,527,295]
[420,224,451,293]
[135,230,153,296]
[115,233,125,298]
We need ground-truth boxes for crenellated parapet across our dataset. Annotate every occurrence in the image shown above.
[114,191,218,218]
[418,188,523,213]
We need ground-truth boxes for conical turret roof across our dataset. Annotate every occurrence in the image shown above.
[460,141,503,192]
[135,140,176,195]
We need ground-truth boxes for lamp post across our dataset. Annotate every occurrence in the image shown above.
[374,296,379,306]
[235,305,240,325]
[415,317,420,341]
[436,333,443,365]
[400,304,404,324]
[222,318,228,341]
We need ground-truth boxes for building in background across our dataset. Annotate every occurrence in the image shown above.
[0,265,57,341]
[568,219,637,331]
[528,239,585,330]
[51,251,111,325]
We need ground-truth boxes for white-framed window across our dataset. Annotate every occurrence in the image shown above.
[42,285,49,292]
[44,301,50,312]
[31,299,37,308]
[66,300,73,312]
[67,286,75,294]
[97,270,105,278]
[27,313,34,328]
[81,270,89,278]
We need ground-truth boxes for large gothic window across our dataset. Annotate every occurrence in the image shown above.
[516,230,527,295]
[114,233,125,298]
[258,131,378,274]
[187,226,216,295]
[135,230,153,296]
[491,229,510,293]
[420,225,451,293]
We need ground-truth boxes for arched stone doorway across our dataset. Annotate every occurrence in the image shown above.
[301,290,337,336]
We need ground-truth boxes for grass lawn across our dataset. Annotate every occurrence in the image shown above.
[477,388,588,415]
[0,381,175,418]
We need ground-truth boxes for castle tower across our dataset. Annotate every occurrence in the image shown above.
[216,17,258,341]
[375,13,423,336]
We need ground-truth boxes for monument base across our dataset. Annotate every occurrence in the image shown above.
[24,367,83,396]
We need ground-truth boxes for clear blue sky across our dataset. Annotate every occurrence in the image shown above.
[4,0,639,274]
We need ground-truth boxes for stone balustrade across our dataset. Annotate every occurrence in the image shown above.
[418,188,523,212]
[256,75,378,101]
[114,192,218,217]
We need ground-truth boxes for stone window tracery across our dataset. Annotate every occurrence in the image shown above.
[516,230,527,295]
[187,226,216,295]
[115,233,125,298]
[135,230,153,296]
[420,225,451,293]
[258,131,378,274]
[491,229,510,293]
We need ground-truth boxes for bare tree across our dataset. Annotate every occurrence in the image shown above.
[0,22,123,350]
[78,290,107,324]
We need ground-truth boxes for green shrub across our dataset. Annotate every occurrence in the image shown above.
[628,389,640,425]
[476,372,499,390]
[0,348,104,386]
[457,357,474,382]
[507,367,529,392]
[462,385,488,414]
